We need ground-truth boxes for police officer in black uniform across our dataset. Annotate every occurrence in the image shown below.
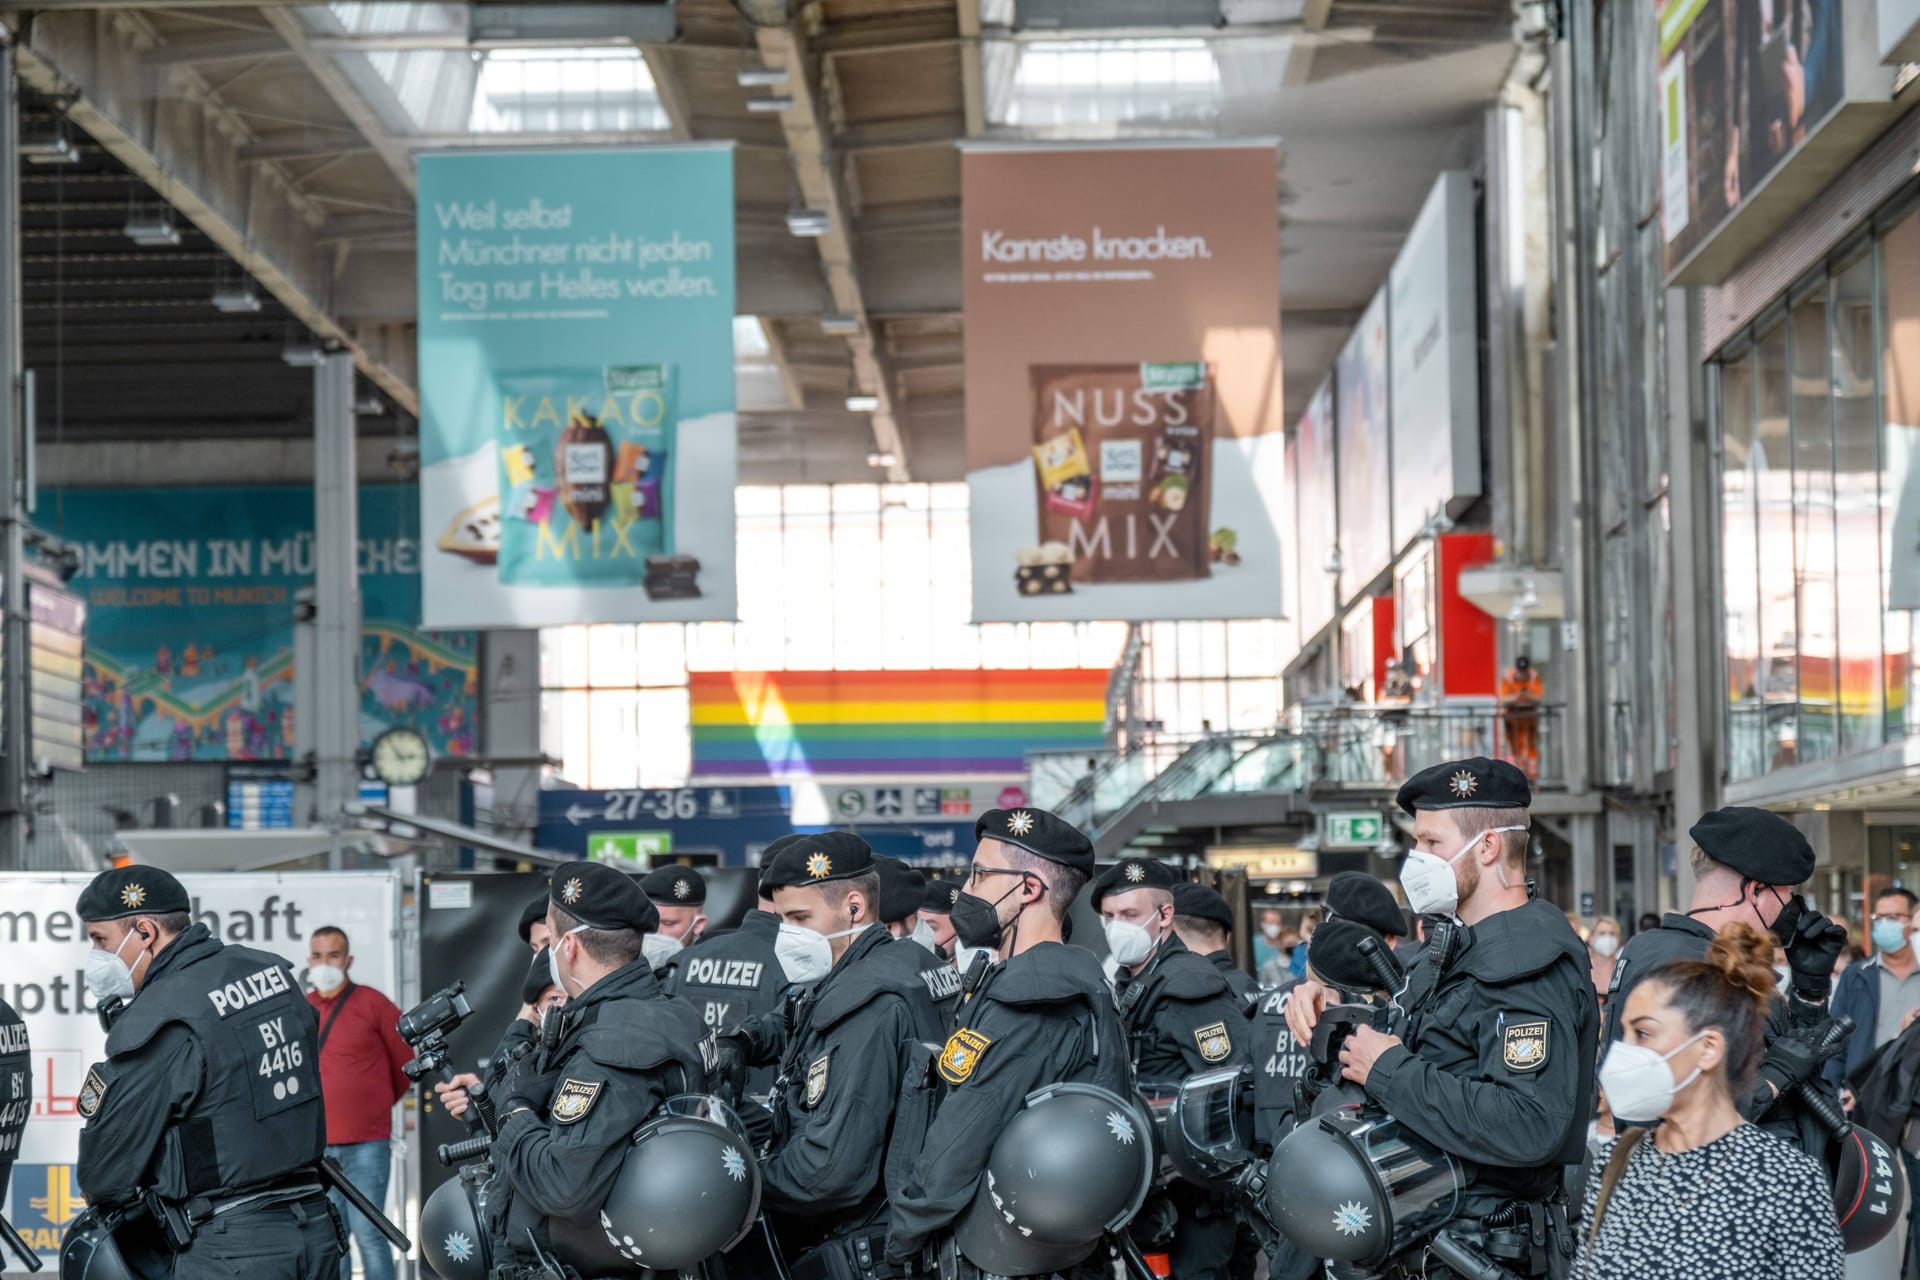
[875,857,963,1017]
[1092,858,1248,1280]
[1285,758,1598,1278]
[670,839,800,1098]
[485,861,712,1274]
[0,990,28,1205]
[920,877,961,962]
[718,834,950,1278]
[1598,806,1849,1150]
[517,895,552,952]
[639,865,707,986]
[1169,882,1258,1014]
[885,807,1132,1273]
[72,866,342,1280]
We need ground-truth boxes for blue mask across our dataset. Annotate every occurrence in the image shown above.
[1873,918,1909,955]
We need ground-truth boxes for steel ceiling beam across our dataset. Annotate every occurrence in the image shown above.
[257,6,417,197]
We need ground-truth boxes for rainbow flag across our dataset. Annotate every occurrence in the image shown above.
[690,669,1109,779]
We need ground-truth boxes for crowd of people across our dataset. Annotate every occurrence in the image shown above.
[6,754,1912,1280]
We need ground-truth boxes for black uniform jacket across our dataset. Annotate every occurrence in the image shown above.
[1114,935,1253,1082]
[670,909,791,1096]
[1204,949,1260,1015]
[1365,898,1598,1210]
[885,940,1132,1265]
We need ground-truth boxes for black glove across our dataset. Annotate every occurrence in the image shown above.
[1784,912,1849,1001]
[712,1033,751,1104]
[503,1066,561,1116]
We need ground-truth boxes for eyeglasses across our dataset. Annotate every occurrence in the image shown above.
[968,865,1050,895]
[1872,913,1911,925]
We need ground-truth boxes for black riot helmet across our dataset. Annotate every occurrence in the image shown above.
[61,1209,170,1280]
[1831,1124,1909,1253]
[587,1095,762,1272]
[419,1178,490,1280]
[1265,1105,1463,1266]
[954,1082,1154,1276]
[1165,1064,1258,1192]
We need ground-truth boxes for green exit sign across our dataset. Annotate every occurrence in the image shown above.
[1325,812,1384,849]
[588,831,673,866]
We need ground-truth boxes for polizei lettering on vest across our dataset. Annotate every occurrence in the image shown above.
[207,964,292,1017]
[684,958,764,989]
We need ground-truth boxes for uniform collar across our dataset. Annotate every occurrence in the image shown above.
[1660,911,1718,941]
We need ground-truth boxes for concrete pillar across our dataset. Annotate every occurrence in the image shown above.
[311,353,360,856]
[482,630,541,846]
[0,48,26,868]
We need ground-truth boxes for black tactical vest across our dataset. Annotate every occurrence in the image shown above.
[103,927,325,1201]
[669,911,790,1095]
[1249,982,1308,1151]
[0,999,27,1172]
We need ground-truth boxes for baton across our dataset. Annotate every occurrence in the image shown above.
[317,1157,412,1253]
[0,1209,43,1272]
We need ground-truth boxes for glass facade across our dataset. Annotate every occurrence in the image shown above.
[541,482,1287,788]
[1713,205,1920,783]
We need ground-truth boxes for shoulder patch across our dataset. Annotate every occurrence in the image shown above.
[1503,1020,1549,1072]
[1194,1020,1233,1064]
[937,1028,993,1085]
[551,1078,603,1124]
[805,1054,830,1107]
[77,1066,108,1119]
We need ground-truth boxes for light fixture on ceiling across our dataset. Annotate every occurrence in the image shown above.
[785,208,831,237]
[281,339,325,368]
[354,395,389,416]
[21,132,79,165]
[211,281,262,313]
[819,312,859,335]
[738,65,790,87]
[746,94,796,113]
[865,451,897,469]
[124,209,181,247]
[845,394,879,412]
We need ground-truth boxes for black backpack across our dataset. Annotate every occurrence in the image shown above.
[1848,1017,1920,1148]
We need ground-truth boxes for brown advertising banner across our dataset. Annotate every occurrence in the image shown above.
[962,142,1284,622]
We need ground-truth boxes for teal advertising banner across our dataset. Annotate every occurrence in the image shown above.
[45,485,477,763]
[417,147,737,628]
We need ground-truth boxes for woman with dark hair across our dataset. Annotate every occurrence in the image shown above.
[1574,921,1842,1279]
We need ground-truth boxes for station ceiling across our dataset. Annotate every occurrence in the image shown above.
[3,0,1518,484]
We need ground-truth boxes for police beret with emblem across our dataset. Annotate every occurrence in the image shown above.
[920,876,962,916]
[550,860,658,934]
[1089,857,1181,909]
[1305,919,1397,994]
[761,831,876,890]
[1170,882,1235,931]
[523,947,558,1005]
[974,807,1094,874]
[640,864,707,907]
[1395,756,1532,815]
[77,865,190,922]
[756,835,806,898]
[1323,871,1406,939]
[873,856,928,924]
[517,894,549,945]
[1688,806,1816,887]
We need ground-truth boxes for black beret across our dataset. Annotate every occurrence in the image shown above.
[1090,857,1180,909]
[756,835,806,898]
[517,895,549,945]
[1171,882,1234,931]
[761,832,876,891]
[550,861,658,934]
[873,856,927,923]
[1689,806,1816,887]
[1307,919,1398,994]
[523,948,558,1005]
[975,807,1094,875]
[1395,756,1532,815]
[77,865,190,922]
[640,865,707,907]
[920,876,961,916]
[1324,872,1406,939]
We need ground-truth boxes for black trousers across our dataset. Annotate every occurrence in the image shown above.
[175,1195,345,1280]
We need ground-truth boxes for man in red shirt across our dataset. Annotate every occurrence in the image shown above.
[306,926,414,1280]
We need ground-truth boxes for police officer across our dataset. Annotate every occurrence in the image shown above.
[485,861,711,1274]
[1285,758,1598,1278]
[1600,806,1849,1151]
[1092,858,1248,1280]
[920,877,961,962]
[517,895,552,952]
[722,834,949,1277]
[671,839,800,1098]
[435,949,568,1125]
[639,865,707,983]
[0,989,27,1205]
[72,866,342,1280]
[875,857,963,1017]
[885,807,1132,1272]
[1169,882,1258,1013]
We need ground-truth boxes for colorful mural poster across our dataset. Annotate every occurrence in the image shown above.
[45,485,477,762]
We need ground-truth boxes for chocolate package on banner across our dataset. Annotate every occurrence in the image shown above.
[1027,363,1214,585]
[495,365,678,587]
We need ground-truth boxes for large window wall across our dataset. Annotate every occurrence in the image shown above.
[541,483,1288,788]
[1715,206,1920,782]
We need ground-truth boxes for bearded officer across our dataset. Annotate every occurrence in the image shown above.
[1169,882,1258,1013]
[714,834,950,1277]
[1285,759,1597,1278]
[874,856,963,1017]
[71,866,342,1280]
[1092,858,1248,1280]
[885,807,1132,1273]
[484,861,712,1273]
